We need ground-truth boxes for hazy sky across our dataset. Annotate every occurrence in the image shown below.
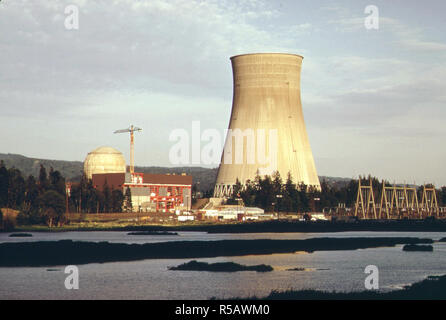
[1,0,445,185]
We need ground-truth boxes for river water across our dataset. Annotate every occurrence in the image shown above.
[0,231,445,299]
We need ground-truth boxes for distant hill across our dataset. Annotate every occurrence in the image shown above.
[0,153,84,181]
[0,153,218,192]
[0,153,352,192]
[319,176,352,189]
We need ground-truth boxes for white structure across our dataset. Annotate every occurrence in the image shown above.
[203,206,268,221]
[310,213,329,221]
[214,53,321,197]
[83,146,126,180]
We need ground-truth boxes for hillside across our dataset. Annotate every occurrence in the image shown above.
[0,153,350,193]
[0,153,84,180]
[0,153,218,192]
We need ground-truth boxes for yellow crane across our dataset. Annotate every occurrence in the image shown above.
[114,125,142,175]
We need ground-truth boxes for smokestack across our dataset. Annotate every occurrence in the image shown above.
[214,53,320,197]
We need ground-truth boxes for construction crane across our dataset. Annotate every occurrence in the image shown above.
[114,125,142,175]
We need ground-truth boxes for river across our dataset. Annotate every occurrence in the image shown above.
[0,231,445,299]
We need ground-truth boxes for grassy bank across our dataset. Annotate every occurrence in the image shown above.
[7,219,446,234]
[243,274,446,300]
[0,237,433,267]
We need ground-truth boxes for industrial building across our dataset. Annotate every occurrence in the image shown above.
[203,206,272,221]
[84,143,192,213]
[83,146,126,180]
[214,53,321,197]
[92,172,192,213]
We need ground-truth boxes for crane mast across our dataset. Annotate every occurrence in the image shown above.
[113,125,142,175]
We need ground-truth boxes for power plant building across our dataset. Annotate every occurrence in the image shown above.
[84,146,192,213]
[92,172,192,212]
[214,53,321,197]
[83,146,126,180]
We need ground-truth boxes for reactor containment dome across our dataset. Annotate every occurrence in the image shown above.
[83,146,126,180]
[214,53,321,197]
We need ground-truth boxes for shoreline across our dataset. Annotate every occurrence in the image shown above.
[0,237,433,267]
[242,274,446,300]
[5,219,446,234]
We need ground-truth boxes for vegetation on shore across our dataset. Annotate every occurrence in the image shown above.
[402,244,434,252]
[0,237,433,267]
[0,161,69,227]
[228,173,446,214]
[2,159,446,232]
[5,219,446,233]
[169,260,273,272]
[241,275,446,300]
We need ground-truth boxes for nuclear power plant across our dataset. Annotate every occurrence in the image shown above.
[83,128,192,213]
[214,53,321,197]
[83,146,127,180]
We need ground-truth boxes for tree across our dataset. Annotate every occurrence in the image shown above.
[38,165,49,193]
[257,175,274,211]
[103,180,112,213]
[439,187,446,207]
[0,161,9,207]
[111,189,124,212]
[39,190,66,227]
[282,172,296,213]
[297,182,310,212]
[48,167,66,196]
[7,168,25,209]
[85,180,98,213]
[24,175,39,209]
[272,171,283,195]
[124,187,132,212]
[345,179,358,207]
[240,179,256,207]
[272,171,283,213]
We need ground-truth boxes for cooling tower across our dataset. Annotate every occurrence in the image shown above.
[214,53,320,197]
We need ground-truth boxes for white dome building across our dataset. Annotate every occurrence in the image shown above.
[83,146,126,180]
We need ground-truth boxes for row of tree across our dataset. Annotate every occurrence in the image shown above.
[2,160,446,224]
[68,176,132,214]
[228,172,446,213]
[0,161,67,226]
[0,161,132,226]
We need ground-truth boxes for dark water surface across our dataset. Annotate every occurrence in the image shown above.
[0,231,445,299]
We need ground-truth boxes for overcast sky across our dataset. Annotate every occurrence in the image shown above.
[1,0,445,185]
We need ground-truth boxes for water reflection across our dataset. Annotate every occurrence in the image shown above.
[0,237,445,299]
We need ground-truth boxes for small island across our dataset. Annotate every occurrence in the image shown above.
[8,233,33,238]
[169,260,273,272]
[287,267,306,271]
[402,244,433,252]
[127,231,178,236]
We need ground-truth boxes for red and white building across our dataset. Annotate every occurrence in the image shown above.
[92,172,192,212]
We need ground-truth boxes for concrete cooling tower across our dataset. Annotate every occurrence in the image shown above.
[214,53,320,197]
